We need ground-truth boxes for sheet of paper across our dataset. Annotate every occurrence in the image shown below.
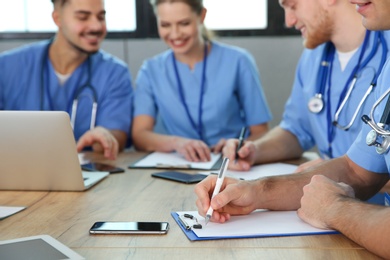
[0,206,26,220]
[133,152,221,169]
[199,163,297,180]
[78,153,90,165]
[176,210,332,238]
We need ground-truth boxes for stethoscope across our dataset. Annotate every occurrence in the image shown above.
[172,42,208,141]
[308,31,387,158]
[362,87,390,154]
[40,40,98,130]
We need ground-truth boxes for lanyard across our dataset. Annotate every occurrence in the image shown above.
[172,43,208,141]
[325,30,387,158]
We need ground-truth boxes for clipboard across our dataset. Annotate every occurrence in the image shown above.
[129,152,223,170]
[171,211,338,241]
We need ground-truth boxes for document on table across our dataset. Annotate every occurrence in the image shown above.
[129,152,222,170]
[199,163,298,180]
[0,206,26,220]
[172,210,337,241]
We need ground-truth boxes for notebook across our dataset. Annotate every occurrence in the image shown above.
[0,111,108,191]
[129,151,222,170]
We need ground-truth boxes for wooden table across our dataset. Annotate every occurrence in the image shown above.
[0,151,381,259]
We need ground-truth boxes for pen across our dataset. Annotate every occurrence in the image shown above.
[205,157,229,225]
[235,127,247,164]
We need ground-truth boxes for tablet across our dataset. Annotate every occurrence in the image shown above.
[0,235,84,260]
[151,171,207,184]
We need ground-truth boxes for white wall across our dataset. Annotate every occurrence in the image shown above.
[0,36,303,127]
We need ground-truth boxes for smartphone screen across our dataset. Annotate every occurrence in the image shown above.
[151,171,207,184]
[89,222,169,235]
[81,163,125,174]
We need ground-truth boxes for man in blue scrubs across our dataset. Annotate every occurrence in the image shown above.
[223,0,390,171]
[194,1,390,258]
[0,0,133,160]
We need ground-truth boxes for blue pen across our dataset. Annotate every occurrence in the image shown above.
[235,127,247,164]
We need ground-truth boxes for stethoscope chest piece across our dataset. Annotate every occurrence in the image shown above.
[376,137,390,154]
[366,130,378,146]
[365,129,390,154]
[308,94,324,113]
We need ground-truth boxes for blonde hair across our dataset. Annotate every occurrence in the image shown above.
[150,0,214,41]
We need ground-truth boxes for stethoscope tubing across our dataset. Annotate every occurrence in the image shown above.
[41,39,98,130]
[366,87,390,136]
[334,32,388,130]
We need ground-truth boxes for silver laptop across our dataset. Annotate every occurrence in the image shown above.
[0,111,109,191]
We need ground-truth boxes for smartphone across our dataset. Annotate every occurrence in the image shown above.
[89,221,169,235]
[81,163,125,174]
[151,171,207,184]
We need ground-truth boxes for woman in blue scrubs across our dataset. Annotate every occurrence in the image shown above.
[132,0,272,162]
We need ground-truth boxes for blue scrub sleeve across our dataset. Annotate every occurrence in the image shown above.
[96,65,133,134]
[133,61,158,118]
[348,58,390,174]
[347,124,388,173]
[237,52,272,125]
[280,56,316,151]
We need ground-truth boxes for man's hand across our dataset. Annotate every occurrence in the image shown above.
[223,139,257,171]
[77,126,119,160]
[298,175,355,229]
[195,176,259,223]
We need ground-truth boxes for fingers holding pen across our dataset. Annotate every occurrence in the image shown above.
[223,139,254,171]
[195,175,255,223]
[195,179,232,223]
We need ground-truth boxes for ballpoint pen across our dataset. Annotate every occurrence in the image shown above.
[235,127,247,164]
[205,157,229,225]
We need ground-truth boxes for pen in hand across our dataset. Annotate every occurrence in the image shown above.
[235,127,247,164]
[205,157,229,225]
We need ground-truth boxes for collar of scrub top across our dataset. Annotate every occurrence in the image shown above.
[40,39,98,130]
[172,42,208,142]
[324,30,388,158]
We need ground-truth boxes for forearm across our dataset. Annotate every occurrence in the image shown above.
[132,130,178,153]
[254,172,313,210]
[252,127,304,164]
[246,123,269,141]
[110,130,127,151]
[256,156,355,210]
[327,198,390,259]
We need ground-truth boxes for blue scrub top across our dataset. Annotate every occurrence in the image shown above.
[0,40,133,142]
[280,31,390,159]
[134,41,272,146]
[347,56,390,175]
